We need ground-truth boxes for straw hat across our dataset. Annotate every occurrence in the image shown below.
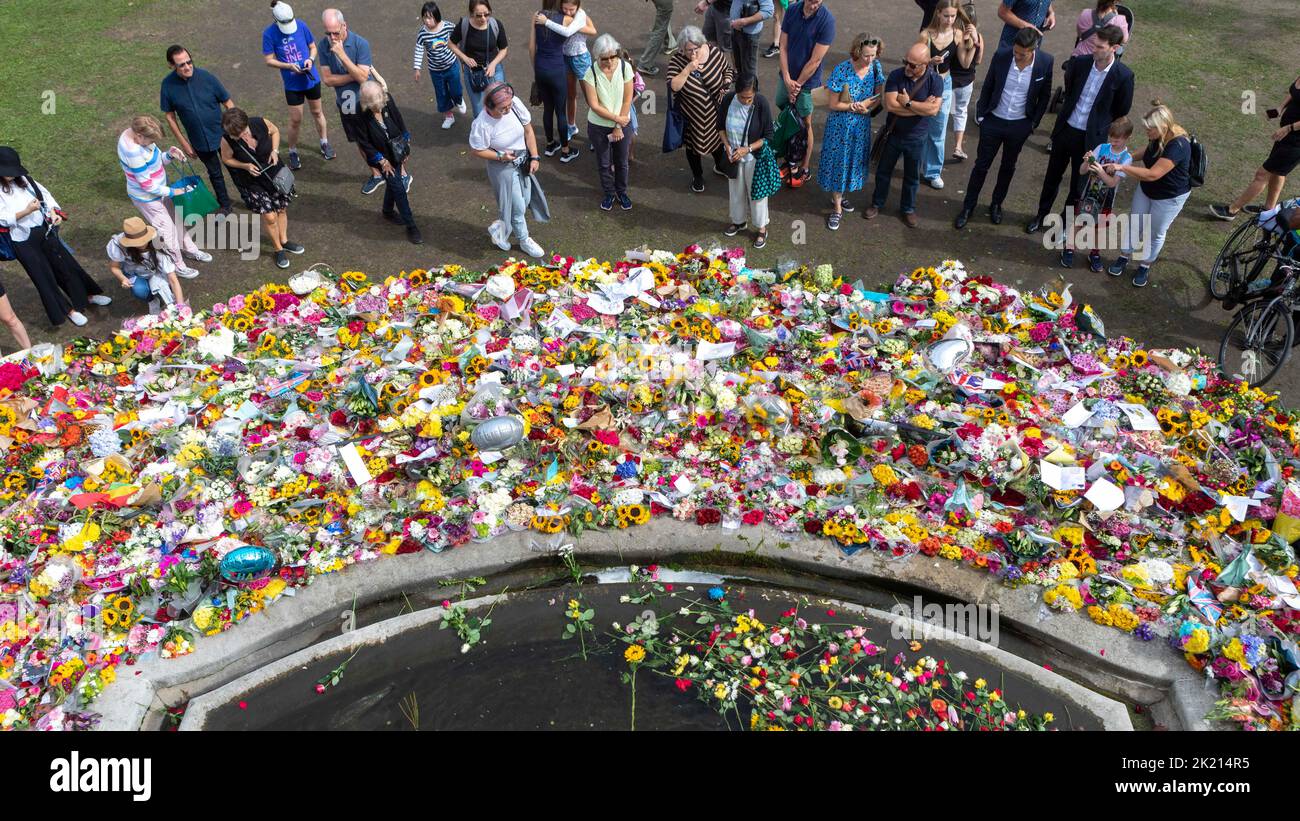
[119,216,158,248]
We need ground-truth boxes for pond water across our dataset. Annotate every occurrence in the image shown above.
[202,576,1103,731]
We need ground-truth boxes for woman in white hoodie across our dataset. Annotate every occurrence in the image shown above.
[116,115,208,278]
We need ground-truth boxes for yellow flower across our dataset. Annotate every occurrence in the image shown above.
[623,644,647,664]
[714,683,729,700]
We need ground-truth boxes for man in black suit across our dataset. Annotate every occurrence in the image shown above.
[954,28,1052,229]
[1026,25,1133,233]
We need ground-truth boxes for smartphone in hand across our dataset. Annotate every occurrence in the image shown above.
[1268,108,1281,120]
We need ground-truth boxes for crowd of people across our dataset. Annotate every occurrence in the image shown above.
[0,0,1290,351]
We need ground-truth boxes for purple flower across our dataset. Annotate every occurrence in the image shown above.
[1134,623,1154,642]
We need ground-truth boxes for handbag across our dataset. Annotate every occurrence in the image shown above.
[0,228,12,262]
[235,139,295,197]
[751,143,781,201]
[168,158,220,219]
[662,85,686,153]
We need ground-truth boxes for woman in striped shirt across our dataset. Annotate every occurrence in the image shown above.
[414,2,467,130]
[116,115,206,278]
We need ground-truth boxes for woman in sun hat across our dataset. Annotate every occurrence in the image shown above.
[106,216,184,314]
[0,145,111,329]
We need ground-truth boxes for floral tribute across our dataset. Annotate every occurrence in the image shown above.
[0,248,1298,730]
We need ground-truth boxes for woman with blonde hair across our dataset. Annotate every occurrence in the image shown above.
[116,114,208,278]
[354,81,421,244]
[917,0,977,189]
[1107,101,1194,288]
[816,33,885,229]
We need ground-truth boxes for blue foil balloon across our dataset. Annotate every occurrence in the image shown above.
[219,545,279,584]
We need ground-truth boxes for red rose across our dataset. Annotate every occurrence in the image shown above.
[804,519,823,535]
[330,409,348,426]
[742,510,764,526]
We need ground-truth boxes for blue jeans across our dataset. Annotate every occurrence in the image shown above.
[922,72,953,180]
[872,133,926,214]
[381,170,416,228]
[566,52,592,80]
[428,64,463,113]
[463,64,506,117]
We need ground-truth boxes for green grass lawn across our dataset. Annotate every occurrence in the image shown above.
[0,0,181,243]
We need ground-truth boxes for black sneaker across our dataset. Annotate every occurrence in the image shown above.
[274,250,290,269]
[712,162,728,178]
[407,226,424,245]
[754,230,767,249]
[282,241,305,254]
[618,193,632,211]
[1089,253,1103,273]
[691,178,705,193]
[1059,249,1074,268]
[560,148,580,163]
[840,199,855,213]
[287,149,302,171]
[1209,203,1238,221]
[544,141,562,157]
[1108,255,1129,277]
[1132,266,1150,287]
[1244,204,1265,215]
[724,222,747,237]
[600,195,615,211]
[763,44,780,58]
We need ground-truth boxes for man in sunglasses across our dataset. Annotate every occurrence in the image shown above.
[866,42,942,227]
[160,45,236,216]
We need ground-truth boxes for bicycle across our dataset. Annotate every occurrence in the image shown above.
[1217,262,1300,387]
[1209,199,1299,303]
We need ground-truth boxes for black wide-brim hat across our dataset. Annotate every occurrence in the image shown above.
[0,146,28,178]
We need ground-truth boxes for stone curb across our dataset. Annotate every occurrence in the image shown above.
[94,519,1215,730]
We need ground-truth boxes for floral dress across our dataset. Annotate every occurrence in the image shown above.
[817,59,885,194]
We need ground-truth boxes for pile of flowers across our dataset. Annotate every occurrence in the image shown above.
[0,248,1298,730]
[613,594,1057,731]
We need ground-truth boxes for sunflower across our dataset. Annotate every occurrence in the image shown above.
[1130,350,1149,367]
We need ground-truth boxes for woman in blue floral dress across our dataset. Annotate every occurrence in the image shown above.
[817,34,885,230]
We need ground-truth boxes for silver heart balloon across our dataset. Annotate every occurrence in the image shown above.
[471,415,525,451]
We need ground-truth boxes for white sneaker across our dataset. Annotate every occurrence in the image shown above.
[185,249,213,262]
[488,220,511,252]
[89,294,113,306]
[456,98,468,115]
[68,311,88,327]
[176,266,201,279]
[927,177,945,190]
[519,237,545,259]
[441,115,455,130]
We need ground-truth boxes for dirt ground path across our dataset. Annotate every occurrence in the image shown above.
[10,0,1297,402]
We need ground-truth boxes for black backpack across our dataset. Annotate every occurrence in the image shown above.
[1187,134,1207,188]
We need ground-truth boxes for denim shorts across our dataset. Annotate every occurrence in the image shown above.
[566,52,592,81]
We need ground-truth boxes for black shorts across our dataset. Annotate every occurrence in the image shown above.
[285,82,323,106]
[1263,137,1300,176]
[337,106,366,143]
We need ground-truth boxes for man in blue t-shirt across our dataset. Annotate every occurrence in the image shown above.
[867,42,943,226]
[263,2,334,170]
[996,0,1055,52]
[319,8,385,193]
[160,45,235,214]
[778,0,834,182]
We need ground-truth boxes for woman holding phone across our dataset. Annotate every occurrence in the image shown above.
[1211,74,1300,220]
[917,0,977,190]
[816,34,885,230]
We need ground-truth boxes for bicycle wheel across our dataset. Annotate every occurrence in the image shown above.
[1210,218,1275,300]
[1218,299,1294,386]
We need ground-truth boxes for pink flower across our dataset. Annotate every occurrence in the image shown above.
[315,684,326,694]
[769,632,785,646]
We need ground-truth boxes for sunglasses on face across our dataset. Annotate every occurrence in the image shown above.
[174,60,194,68]
[474,12,491,18]
[903,60,925,69]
